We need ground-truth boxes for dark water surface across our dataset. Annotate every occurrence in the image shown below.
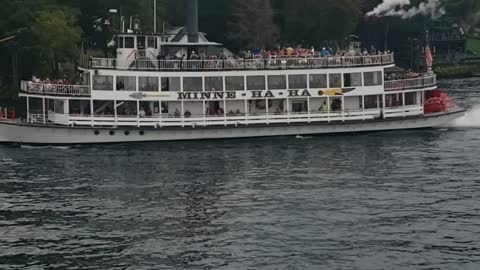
[1,78,480,270]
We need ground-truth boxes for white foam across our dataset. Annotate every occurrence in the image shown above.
[443,106,480,128]
[296,135,313,140]
[20,145,71,150]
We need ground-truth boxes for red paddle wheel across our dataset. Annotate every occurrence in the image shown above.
[424,90,456,114]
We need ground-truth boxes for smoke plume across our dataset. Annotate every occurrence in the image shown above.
[367,0,446,20]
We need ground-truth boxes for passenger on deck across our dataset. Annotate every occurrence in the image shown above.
[320,101,328,112]
[139,107,146,118]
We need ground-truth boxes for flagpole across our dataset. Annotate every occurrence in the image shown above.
[425,29,433,74]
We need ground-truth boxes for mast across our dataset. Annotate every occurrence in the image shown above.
[153,0,157,33]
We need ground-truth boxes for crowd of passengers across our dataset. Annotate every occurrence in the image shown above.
[30,75,84,86]
[157,45,392,62]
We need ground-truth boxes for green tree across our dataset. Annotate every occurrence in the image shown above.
[28,9,82,76]
[227,0,277,50]
[279,0,362,47]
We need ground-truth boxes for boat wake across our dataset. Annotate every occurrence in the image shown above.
[20,145,71,150]
[442,106,480,129]
[296,135,313,140]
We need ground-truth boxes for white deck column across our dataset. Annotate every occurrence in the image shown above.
[90,99,94,127]
[307,97,311,123]
[159,100,163,127]
[361,95,365,120]
[136,100,140,127]
[327,96,330,123]
[26,96,30,123]
[223,99,227,127]
[181,100,184,127]
[42,98,46,124]
[286,97,290,124]
[244,99,248,125]
[382,94,386,119]
[265,99,269,125]
[114,100,118,126]
[202,100,206,127]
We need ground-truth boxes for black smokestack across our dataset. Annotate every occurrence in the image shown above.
[186,0,199,43]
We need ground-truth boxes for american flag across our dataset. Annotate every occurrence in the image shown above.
[425,46,433,68]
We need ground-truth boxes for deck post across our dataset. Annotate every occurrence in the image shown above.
[327,96,331,123]
[202,100,206,127]
[361,95,365,120]
[265,98,269,125]
[26,96,30,123]
[90,99,94,127]
[307,97,311,123]
[42,97,46,124]
[114,100,118,126]
[136,100,140,127]
[382,94,386,119]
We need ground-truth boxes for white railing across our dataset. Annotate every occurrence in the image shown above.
[21,81,91,96]
[384,75,437,91]
[87,53,395,71]
[60,106,421,128]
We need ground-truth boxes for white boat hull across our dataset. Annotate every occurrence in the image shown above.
[0,110,465,144]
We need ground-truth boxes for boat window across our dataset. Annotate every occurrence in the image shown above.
[93,75,114,91]
[343,73,362,87]
[125,37,134,48]
[93,100,114,115]
[385,94,403,107]
[291,100,308,113]
[268,75,286,90]
[364,95,379,109]
[205,77,223,91]
[329,74,342,88]
[161,77,180,92]
[405,92,417,105]
[364,71,382,86]
[147,37,156,48]
[183,77,203,91]
[247,76,265,90]
[69,100,91,115]
[116,76,136,91]
[137,36,146,49]
[54,100,64,114]
[139,77,159,92]
[309,74,327,88]
[139,101,156,116]
[161,102,169,113]
[226,76,244,91]
[116,101,137,116]
[288,75,307,89]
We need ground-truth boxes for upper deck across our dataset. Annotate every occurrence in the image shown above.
[81,53,395,72]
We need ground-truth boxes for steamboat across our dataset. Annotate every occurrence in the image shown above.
[0,1,465,144]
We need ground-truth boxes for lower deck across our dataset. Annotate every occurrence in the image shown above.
[25,91,424,128]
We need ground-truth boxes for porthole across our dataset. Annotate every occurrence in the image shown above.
[94,130,100,135]
[109,130,115,136]
[124,131,130,136]
[139,131,145,136]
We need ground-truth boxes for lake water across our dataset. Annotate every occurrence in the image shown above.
[0,78,479,270]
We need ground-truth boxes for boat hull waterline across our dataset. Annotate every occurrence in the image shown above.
[0,110,465,144]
